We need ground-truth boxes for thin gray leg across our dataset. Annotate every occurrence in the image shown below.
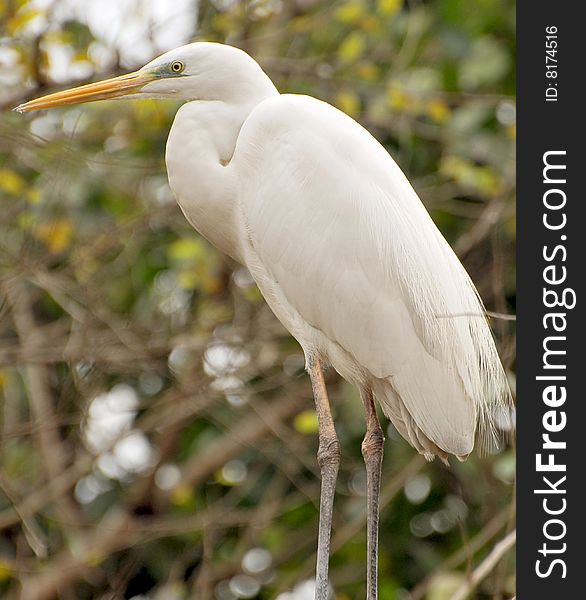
[361,388,385,600]
[307,356,340,600]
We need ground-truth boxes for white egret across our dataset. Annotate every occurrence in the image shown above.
[16,42,512,600]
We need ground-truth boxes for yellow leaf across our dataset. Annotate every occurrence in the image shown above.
[386,84,412,112]
[85,552,107,568]
[335,90,361,117]
[335,1,365,24]
[171,484,196,507]
[294,410,319,435]
[36,219,74,254]
[475,167,503,195]
[0,560,11,582]
[440,157,503,196]
[7,9,42,36]
[212,14,231,34]
[0,168,25,195]
[377,0,403,17]
[338,32,366,63]
[243,285,263,303]
[426,98,450,123]
[356,61,380,81]
[291,15,312,33]
[27,187,41,204]
[168,237,204,261]
[360,15,381,33]
[178,270,198,290]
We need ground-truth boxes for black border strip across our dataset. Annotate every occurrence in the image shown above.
[517,2,582,596]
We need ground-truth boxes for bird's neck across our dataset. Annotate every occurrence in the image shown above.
[165,94,275,263]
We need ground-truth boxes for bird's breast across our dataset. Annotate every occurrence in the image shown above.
[165,107,243,263]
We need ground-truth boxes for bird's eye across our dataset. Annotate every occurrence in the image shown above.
[170,61,184,73]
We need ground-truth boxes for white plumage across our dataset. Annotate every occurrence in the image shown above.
[244,94,511,459]
[161,45,511,462]
[16,42,513,598]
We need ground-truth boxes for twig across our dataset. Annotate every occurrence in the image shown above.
[410,506,511,600]
[18,510,137,600]
[448,530,516,600]
[0,456,93,531]
[4,278,84,530]
[180,394,303,488]
[274,454,426,595]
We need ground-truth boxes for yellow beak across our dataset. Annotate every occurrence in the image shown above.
[14,70,156,113]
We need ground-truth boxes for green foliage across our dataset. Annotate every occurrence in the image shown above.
[0,1,515,599]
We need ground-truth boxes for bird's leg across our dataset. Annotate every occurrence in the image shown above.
[307,356,340,600]
[361,388,385,600]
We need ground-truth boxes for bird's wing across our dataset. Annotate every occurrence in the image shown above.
[234,94,510,456]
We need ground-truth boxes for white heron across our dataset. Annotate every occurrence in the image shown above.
[16,42,512,600]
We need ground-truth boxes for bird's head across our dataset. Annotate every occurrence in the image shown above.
[14,42,276,113]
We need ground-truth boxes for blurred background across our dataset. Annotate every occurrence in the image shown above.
[0,1,516,599]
